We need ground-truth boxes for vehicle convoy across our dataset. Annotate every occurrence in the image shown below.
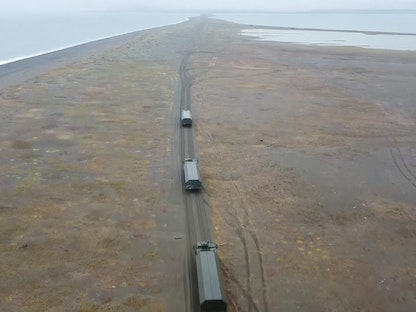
[194,241,227,312]
[183,158,202,190]
[181,109,193,126]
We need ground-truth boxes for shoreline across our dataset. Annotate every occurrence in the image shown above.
[0,28,168,66]
[0,18,192,67]
[240,27,416,51]
[241,24,416,36]
[2,13,415,71]
[1,19,415,88]
[0,21,189,90]
[0,10,200,66]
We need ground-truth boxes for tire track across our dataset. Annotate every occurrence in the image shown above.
[193,76,255,309]
[183,255,195,312]
[397,147,416,180]
[389,147,416,188]
[179,43,200,312]
[246,229,268,312]
[196,72,268,311]
[180,52,192,111]
[232,183,269,312]
[222,181,270,312]
[378,107,416,190]
[389,146,416,189]
[217,174,269,312]
[196,194,210,240]
[223,206,253,311]
[179,52,198,312]
[179,22,219,311]
[180,54,201,312]
[221,261,260,312]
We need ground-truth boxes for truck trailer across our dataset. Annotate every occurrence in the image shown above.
[183,158,202,190]
[194,241,227,312]
[181,110,193,127]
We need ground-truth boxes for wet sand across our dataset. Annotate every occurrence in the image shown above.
[1,17,416,312]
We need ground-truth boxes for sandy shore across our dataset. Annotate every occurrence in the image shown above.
[1,17,416,312]
[241,24,416,36]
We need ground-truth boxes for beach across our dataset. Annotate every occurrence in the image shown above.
[1,16,416,312]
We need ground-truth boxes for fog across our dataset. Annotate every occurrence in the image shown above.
[2,0,416,12]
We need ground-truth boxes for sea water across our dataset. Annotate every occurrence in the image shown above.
[2,11,416,65]
[214,12,416,50]
[0,11,195,65]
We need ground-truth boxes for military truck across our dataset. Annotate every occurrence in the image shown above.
[183,158,202,190]
[194,241,227,312]
[181,110,193,127]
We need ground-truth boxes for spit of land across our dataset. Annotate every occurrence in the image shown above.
[0,17,415,312]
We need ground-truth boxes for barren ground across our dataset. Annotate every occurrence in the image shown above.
[1,18,416,312]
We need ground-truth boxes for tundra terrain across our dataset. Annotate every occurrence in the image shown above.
[1,17,415,312]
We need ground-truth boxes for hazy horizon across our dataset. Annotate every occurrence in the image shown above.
[2,0,416,12]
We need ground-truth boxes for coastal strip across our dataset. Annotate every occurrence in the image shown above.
[241,23,416,36]
[1,16,416,312]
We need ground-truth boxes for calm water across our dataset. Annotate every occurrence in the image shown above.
[2,12,416,64]
[215,12,416,50]
[0,11,195,65]
[241,28,416,50]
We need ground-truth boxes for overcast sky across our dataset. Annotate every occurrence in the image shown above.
[2,0,416,12]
